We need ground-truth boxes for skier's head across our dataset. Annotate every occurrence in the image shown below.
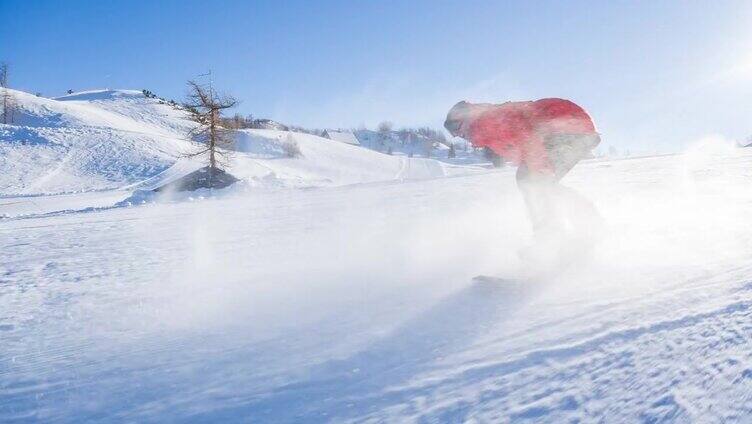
[444,101,486,138]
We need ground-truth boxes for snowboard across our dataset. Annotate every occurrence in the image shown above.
[473,275,517,284]
[472,275,529,294]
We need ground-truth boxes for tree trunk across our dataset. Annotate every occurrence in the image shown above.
[209,108,217,170]
[2,91,7,124]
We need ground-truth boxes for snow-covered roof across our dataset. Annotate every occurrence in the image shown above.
[323,130,360,146]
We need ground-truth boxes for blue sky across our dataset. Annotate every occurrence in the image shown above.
[2,0,751,152]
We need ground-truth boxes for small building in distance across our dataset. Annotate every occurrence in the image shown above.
[322,129,360,146]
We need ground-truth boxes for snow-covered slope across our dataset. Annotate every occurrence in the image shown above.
[228,130,475,188]
[7,87,751,422]
[0,89,192,194]
[7,89,190,135]
[0,89,480,196]
[2,146,752,422]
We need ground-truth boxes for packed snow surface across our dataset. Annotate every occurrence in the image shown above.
[2,139,752,421]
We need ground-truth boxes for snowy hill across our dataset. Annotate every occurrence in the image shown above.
[0,89,192,194]
[5,88,192,137]
[0,88,481,196]
[3,145,752,421]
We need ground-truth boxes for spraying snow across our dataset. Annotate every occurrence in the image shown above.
[2,132,752,421]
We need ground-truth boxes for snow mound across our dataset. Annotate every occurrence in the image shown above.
[154,166,239,192]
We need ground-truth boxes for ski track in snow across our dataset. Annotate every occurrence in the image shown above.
[1,145,752,422]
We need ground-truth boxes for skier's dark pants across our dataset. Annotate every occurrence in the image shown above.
[516,133,600,235]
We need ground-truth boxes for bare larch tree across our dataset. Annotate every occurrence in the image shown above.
[182,79,238,169]
[0,62,14,124]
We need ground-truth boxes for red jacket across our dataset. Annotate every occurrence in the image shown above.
[467,98,597,173]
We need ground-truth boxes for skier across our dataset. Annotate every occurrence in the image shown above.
[444,99,601,263]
